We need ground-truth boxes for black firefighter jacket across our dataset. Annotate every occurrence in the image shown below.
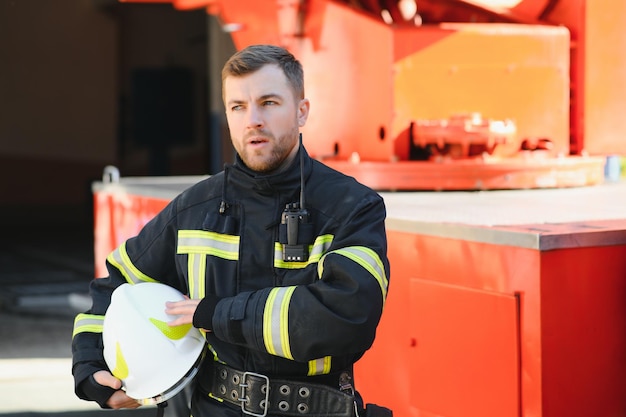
[72,147,390,404]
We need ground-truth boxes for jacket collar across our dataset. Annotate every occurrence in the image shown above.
[229,147,312,195]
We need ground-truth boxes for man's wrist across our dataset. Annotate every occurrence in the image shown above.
[78,374,117,409]
[193,294,221,330]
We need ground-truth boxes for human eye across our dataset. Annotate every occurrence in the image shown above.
[230,104,244,111]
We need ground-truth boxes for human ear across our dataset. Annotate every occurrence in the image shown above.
[297,98,310,127]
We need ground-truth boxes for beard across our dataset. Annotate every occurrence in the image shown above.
[239,125,300,173]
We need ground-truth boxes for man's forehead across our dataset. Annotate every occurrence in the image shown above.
[224,65,292,101]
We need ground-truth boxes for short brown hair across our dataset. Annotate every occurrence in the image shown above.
[222,44,305,100]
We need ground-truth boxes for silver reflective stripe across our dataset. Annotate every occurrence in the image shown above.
[178,230,239,260]
[107,242,158,285]
[308,356,332,376]
[320,246,388,305]
[274,234,334,269]
[72,313,104,338]
[263,286,296,359]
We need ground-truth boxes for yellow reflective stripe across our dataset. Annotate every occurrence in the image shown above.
[178,230,239,260]
[273,243,310,270]
[208,393,225,403]
[274,234,334,269]
[107,242,158,285]
[308,356,332,376]
[320,246,388,305]
[188,253,206,300]
[263,286,296,359]
[207,344,222,362]
[72,313,104,338]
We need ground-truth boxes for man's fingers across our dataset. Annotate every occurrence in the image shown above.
[92,370,140,409]
[165,299,200,314]
[93,370,122,390]
[107,390,141,409]
[165,299,201,326]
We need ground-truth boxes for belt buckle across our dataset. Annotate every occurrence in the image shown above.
[240,371,270,417]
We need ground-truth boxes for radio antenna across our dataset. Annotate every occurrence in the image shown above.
[280,132,311,262]
[299,133,306,210]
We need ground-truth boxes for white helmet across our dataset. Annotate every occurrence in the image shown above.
[103,282,206,405]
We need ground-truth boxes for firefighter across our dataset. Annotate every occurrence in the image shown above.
[72,44,391,416]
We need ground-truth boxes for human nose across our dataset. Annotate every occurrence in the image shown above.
[246,104,264,128]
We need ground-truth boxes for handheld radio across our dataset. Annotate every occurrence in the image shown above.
[280,133,312,262]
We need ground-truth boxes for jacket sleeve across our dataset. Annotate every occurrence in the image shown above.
[212,192,390,362]
[71,273,126,402]
[71,198,181,401]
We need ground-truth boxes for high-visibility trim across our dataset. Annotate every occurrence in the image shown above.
[107,242,158,285]
[318,246,389,305]
[150,318,193,340]
[187,253,207,300]
[177,230,239,261]
[307,356,332,376]
[111,342,129,380]
[207,344,221,362]
[274,234,334,269]
[72,313,104,338]
[263,286,296,359]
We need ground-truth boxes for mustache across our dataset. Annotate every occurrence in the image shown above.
[244,130,272,141]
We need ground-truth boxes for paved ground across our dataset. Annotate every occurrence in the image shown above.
[0,216,160,417]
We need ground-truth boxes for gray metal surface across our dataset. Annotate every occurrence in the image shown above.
[92,171,626,250]
[382,182,626,249]
[92,174,208,200]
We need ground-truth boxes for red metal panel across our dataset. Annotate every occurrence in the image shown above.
[297,0,395,162]
[93,191,115,278]
[357,227,626,417]
[410,279,519,417]
[356,230,540,417]
[93,190,168,277]
[540,245,626,417]
[353,232,415,416]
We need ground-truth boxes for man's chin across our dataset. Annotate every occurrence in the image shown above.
[242,158,276,173]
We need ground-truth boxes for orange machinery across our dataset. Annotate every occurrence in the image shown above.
[124,0,626,191]
[100,1,626,417]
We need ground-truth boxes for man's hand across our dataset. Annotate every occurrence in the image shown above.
[166,298,201,326]
[93,370,141,409]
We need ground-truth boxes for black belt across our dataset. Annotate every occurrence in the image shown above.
[200,362,356,417]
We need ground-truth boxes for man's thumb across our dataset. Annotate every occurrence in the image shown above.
[93,370,122,390]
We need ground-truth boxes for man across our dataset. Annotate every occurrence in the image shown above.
[72,44,390,416]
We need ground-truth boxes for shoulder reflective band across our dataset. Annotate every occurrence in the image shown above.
[177,230,240,260]
[274,234,334,269]
[72,313,104,338]
[308,356,332,376]
[107,242,158,285]
[319,246,388,305]
[263,286,297,359]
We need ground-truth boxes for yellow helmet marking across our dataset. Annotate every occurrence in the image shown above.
[149,318,192,340]
[112,342,129,380]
